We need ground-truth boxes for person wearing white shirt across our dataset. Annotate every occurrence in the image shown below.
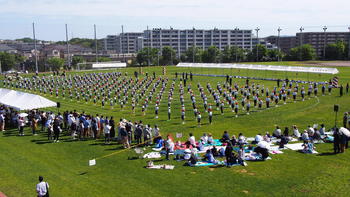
[188,133,196,147]
[302,130,309,141]
[273,126,282,138]
[36,176,49,197]
[292,125,301,139]
[254,134,263,144]
[200,133,208,144]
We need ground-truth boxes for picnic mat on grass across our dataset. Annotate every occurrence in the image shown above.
[285,143,304,150]
[143,152,162,159]
[190,161,225,167]
[146,165,175,170]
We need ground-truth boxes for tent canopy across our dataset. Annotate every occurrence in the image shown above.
[0,88,57,111]
[177,63,339,74]
[92,62,126,69]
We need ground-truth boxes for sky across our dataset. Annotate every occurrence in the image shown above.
[0,0,349,41]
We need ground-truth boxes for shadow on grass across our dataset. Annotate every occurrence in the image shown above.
[104,146,125,151]
[317,152,337,156]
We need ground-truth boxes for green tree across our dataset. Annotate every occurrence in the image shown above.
[287,44,316,61]
[47,57,64,71]
[184,47,202,62]
[202,46,220,63]
[160,46,176,65]
[0,52,17,72]
[325,40,346,60]
[266,49,284,61]
[97,57,112,62]
[71,56,85,69]
[221,46,232,63]
[136,48,159,66]
[248,44,268,62]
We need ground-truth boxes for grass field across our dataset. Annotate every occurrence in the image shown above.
[1,61,350,197]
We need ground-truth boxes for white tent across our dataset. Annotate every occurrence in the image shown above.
[177,63,339,74]
[0,88,57,110]
[92,62,126,69]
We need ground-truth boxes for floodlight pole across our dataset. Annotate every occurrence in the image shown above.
[277,27,282,62]
[94,24,98,63]
[65,24,71,69]
[193,27,195,63]
[348,27,350,59]
[255,27,260,62]
[147,26,150,66]
[323,26,327,60]
[32,22,38,73]
[122,25,125,63]
[299,26,304,61]
[235,27,239,62]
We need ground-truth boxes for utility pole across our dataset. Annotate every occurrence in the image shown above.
[348,27,350,59]
[122,25,125,63]
[277,27,282,61]
[193,27,195,63]
[323,26,327,60]
[255,27,260,62]
[147,26,150,66]
[65,24,71,69]
[94,24,98,63]
[299,26,304,61]
[234,27,239,62]
[32,22,38,73]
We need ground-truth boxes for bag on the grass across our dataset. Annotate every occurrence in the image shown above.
[45,182,49,197]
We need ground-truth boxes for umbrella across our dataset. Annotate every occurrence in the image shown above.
[19,113,28,117]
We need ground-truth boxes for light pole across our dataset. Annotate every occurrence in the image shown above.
[94,24,98,63]
[277,27,282,61]
[323,26,327,60]
[65,24,71,69]
[255,27,260,62]
[234,27,239,62]
[32,22,38,73]
[299,26,304,61]
[147,26,150,66]
[348,27,350,59]
[0,60,2,74]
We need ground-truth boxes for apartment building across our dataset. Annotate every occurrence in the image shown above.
[296,32,350,57]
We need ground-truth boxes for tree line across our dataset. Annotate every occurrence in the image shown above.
[1,41,349,72]
[134,40,350,66]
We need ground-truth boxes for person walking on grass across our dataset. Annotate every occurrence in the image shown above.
[36,176,49,197]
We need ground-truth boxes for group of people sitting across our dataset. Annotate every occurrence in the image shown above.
[151,122,348,167]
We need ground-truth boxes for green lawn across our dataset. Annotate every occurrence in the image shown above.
[1,62,350,196]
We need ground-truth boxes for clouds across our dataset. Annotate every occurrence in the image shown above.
[0,0,349,40]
